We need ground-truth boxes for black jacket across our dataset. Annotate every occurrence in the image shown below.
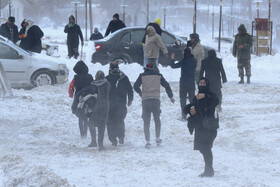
[0,23,19,43]
[142,22,162,44]
[64,24,84,46]
[184,86,219,151]
[134,69,173,100]
[90,32,103,40]
[199,57,227,91]
[106,71,133,107]
[19,27,29,50]
[105,19,126,36]
[73,61,93,95]
[25,25,44,53]
[170,57,197,88]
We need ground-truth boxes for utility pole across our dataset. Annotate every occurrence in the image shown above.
[8,0,11,17]
[89,0,93,35]
[268,0,271,21]
[193,0,197,33]
[218,0,223,52]
[121,0,128,24]
[163,7,166,29]
[85,0,88,40]
[146,0,149,24]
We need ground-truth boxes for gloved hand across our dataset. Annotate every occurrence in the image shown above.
[127,101,132,106]
[81,41,84,46]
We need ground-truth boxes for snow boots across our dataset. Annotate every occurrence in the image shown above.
[238,77,244,84]
[247,77,250,84]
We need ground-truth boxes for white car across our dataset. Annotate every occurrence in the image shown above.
[0,36,69,88]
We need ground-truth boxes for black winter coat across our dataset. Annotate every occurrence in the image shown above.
[64,24,83,46]
[73,61,93,95]
[25,25,44,53]
[199,57,227,92]
[170,57,197,89]
[0,23,19,43]
[106,71,133,107]
[90,32,103,40]
[105,20,126,36]
[142,22,162,44]
[184,89,219,151]
[19,27,29,50]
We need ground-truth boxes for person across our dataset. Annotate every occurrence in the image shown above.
[82,71,110,151]
[184,77,219,177]
[18,19,29,50]
[21,19,44,53]
[90,27,103,41]
[0,16,19,43]
[142,18,162,67]
[64,15,84,59]
[189,33,204,84]
[134,63,175,148]
[170,48,197,120]
[232,24,253,84]
[104,13,126,37]
[200,50,227,111]
[106,61,133,146]
[69,61,93,138]
[144,26,168,72]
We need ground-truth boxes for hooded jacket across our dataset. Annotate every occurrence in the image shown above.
[200,51,227,91]
[64,15,84,46]
[189,41,204,71]
[232,24,252,60]
[144,26,168,59]
[142,20,162,44]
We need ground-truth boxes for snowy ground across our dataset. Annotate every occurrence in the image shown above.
[0,27,280,186]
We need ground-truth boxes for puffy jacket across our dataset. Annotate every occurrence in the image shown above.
[144,26,168,59]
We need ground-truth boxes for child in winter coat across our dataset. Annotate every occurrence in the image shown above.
[69,61,93,138]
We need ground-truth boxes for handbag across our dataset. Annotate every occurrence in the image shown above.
[197,104,219,130]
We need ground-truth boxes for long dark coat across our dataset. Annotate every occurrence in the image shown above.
[64,24,83,46]
[25,25,44,53]
[200,57,227,92]
[184,80,219,151]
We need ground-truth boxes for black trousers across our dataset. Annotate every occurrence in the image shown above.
[107,105,127,144]
[142,99,161,142]
[179,86,195,111]
[200,148,214,173]
[78,116,88,137]
[67,44,79,59]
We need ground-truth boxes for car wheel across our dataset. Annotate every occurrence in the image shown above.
[32,70,55,87]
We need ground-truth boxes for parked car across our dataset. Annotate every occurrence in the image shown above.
[0,36,69,88]
[92,26,214,66]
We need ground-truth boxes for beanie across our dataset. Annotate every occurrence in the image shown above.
[113,13,119,20]
[154,18,162,26]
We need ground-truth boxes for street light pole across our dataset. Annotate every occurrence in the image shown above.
[72,1,81,24]
[218,0,223,52]
[8,0,12,17]
[85,0,88,40]
[146,0,149,24]
[89,0,93,35]
[268,0,271,21]
[193,0,197,33]
[163,7,166,29]
[121,0,128,24]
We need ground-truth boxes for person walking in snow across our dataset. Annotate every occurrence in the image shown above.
[19,19,44,53]
[69,61,93,138]
[64,15,84,59]
[144,26,168,72]
[81,71,110,151]
[0,16,19,43]
[104,13,126,37]
[106,61,133,147]
[134,63,175,148]
[90,27,103,41]
[200,50,227,111]
[142,18,163,67]
[232,24,253,84]
[184,77,219,177]
[189,33,204,84]
[170,48,197,120]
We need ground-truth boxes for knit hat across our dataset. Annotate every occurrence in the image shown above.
[154,18,162,26]
[113,13,119,20]
[190,33,199,41]
[8,16,15,23]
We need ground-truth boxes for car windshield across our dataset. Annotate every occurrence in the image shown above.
[6,40,30,55]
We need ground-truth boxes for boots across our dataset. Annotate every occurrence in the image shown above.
[247,77,250,84]
[238,77,244,84]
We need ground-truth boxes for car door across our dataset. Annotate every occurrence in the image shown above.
[129,29,145,64]
[0,42,29,83]
[160,32,184,66]
[119,31,131,63]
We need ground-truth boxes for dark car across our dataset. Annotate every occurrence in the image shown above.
[92,27,213,66]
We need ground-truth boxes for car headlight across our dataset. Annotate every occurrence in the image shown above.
[58,64,67,71]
